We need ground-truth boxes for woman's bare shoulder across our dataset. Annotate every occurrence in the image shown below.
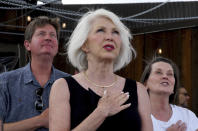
[51,77,70,96]
[136,81,148,93]
[53,78,68,87]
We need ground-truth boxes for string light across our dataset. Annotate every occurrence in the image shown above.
[62,23,66,28]
[157,48,162,54]
[27,16,31,22]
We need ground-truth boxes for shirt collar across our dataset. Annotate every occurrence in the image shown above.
[48,66,56,84]
[24,63,34,84]
[23,63,56,84]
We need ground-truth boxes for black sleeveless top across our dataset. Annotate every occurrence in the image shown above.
[64,76,141,131]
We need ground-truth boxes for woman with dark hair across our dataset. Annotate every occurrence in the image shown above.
[140,56,198,131]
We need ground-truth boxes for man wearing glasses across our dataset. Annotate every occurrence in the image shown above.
[0,16,69,131]
[176,87,190,108]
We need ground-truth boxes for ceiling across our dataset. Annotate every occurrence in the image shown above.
[1,0,198,40]
[52,1,198,35]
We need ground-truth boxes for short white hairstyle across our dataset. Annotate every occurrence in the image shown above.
[67,8,136,72]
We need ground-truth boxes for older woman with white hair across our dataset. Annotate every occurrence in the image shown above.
[49,8,153,131]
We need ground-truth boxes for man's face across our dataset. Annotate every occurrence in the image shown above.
[25,24,58,60]
[178,88,190,107]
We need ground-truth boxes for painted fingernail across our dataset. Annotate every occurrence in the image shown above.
[125,92,129,95]
[103,90,107,95]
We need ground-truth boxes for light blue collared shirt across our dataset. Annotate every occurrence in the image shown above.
[0,63,70,131]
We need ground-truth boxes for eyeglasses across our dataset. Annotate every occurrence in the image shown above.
[35,88,44,112]
[180,92,189,97]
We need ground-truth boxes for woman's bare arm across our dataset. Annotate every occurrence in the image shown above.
[137,82,153,131]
